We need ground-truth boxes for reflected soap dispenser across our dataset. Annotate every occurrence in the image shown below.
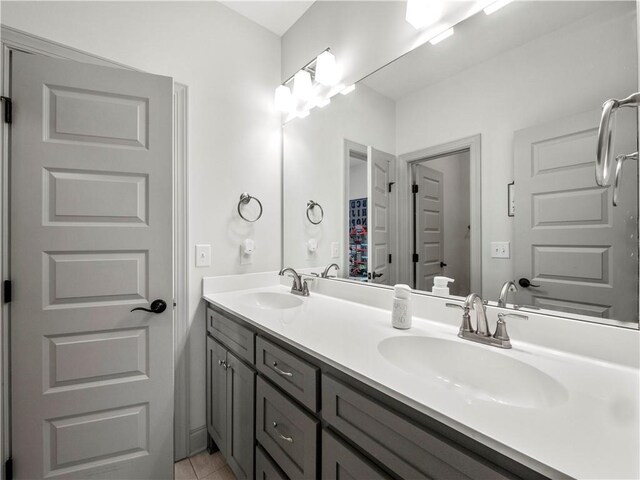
[392,284,412,330]
[432,276,454,296]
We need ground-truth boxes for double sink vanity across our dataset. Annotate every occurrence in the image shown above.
[202,272,639,480]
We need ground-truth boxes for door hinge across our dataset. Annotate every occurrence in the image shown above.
[1,97,12,124]
[388,254,392,264]
[388,182,395,193]
[412,184,419,194]
[412,253,419,263]
[3,280,11,303]
[5,457,13,480]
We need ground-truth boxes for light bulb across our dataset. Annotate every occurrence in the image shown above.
[340,84,356,95]
[406,0,444,30]
[293,70,313,100]
[315,51,338,86]
[274,85,292,112]
[484,0,512,15]
[429,27,454,45]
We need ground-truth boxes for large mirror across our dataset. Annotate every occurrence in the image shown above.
[283,1,639,327]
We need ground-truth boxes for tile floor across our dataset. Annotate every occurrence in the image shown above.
[174,451,236,480]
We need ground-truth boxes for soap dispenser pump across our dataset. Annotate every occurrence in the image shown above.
[392,284,412,330]
[432,276,454,296]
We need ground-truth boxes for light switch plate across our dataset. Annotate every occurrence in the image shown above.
[331,242,340,258]
[491,241,510,259]
[195,244,211,267]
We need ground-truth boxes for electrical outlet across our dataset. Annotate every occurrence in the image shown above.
[491,241,510,259]
[331,242,340,258]
[195,244,211,267]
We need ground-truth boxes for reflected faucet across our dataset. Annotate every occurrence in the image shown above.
[321,263,340,278]
[498,281,518,308]
[279,267,309,296]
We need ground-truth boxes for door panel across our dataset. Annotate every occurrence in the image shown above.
[367,147,393,285]
[10,51,173,479]
[514,109,638,322]
[207,337,228,456]
[226,352,256,480]
[415,165,444,292]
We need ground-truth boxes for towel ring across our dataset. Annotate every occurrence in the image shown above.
[596,92,640,186]
[237,193,263,222]
[306,200,324,225]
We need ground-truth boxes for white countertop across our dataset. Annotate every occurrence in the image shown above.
[203,281,639,480]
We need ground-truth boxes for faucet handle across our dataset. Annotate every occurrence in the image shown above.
[446,303,474,335]
[494,313,528,345]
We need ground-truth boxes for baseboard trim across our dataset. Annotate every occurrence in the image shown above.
[189,425,207,456]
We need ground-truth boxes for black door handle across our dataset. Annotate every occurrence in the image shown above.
[372,272,383,279]
[440,262,447,268]
[131,299,167,314]
[518,278,540,288]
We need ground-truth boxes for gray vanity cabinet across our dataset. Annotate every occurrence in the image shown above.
[206,332,256,480]
[256,445,288,480]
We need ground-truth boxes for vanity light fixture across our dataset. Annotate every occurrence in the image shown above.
[274,85,293,112]
[293,70,313,100]
[429,27,454,45]
[315,50,339,86]
[275,48,342,119]
[405,0,444,29]
[484,0,512,15]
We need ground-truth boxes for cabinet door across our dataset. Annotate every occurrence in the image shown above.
[207,336,228,456]
[226,351,256,480]
[322,429,389,480]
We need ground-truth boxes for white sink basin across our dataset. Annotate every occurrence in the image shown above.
[239,291,303,310]
[378,336,568,409]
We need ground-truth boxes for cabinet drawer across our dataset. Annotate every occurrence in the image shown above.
[256,336,319,412]
[256,445,289,480]
[322,375,512,480]
[256,376,318,480]
[207,306,255,364]
[322,429,389,480]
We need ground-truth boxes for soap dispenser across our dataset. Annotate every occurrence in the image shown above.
[392,284,412,329]
[432,276,454,296]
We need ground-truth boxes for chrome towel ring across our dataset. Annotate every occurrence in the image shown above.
[613,152,638,207]
[596,92,640,186]
[237,193,263,222]
[306,200,324,225]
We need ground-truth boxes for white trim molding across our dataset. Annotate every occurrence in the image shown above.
[398,134,482,294]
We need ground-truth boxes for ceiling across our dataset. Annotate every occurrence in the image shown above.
[219,1,315,37]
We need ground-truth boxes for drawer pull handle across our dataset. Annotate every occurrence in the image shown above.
[272,422,294,443]
[272,361,293,377]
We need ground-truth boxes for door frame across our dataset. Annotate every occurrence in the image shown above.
[0,25,191,469]
[398,134,481,295]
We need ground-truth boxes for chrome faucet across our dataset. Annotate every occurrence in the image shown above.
[446,293,527,349]
[279,267,309,296]
[497,280,518,308]
[321,263,340,278]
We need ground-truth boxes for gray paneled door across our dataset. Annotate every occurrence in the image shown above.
[10,51,174,478]
[514,109,638,322]
[414,164,444,292]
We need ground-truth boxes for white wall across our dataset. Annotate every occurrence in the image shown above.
[283,83,395,271]
[1,0,281,454]
[422,152,471,296]
[349,160,368,200]
[396,4,637,300]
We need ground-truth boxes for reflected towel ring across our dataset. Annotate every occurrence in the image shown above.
[237,193,263,222]
[306,200,324,225]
